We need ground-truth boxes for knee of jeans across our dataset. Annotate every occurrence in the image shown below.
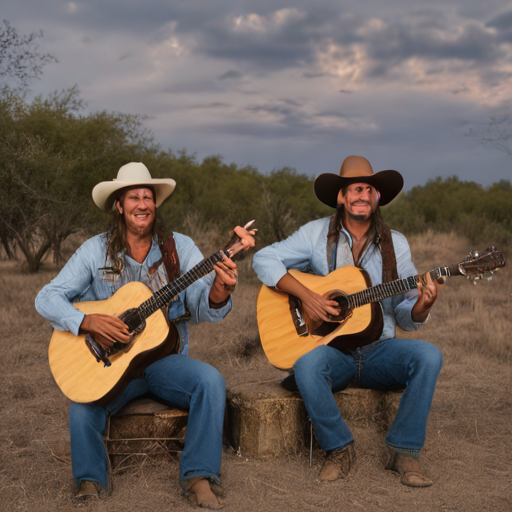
[417,343,443,374]
[195,365,226,398]
[293,345,332,381]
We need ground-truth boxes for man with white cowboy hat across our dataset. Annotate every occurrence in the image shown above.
[36,162,256,508]
[253,155,442,487]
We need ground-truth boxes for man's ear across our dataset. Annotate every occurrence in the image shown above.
[336,189,345,206]
[116,199,123,214]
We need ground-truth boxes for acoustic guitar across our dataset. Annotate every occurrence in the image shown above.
[257,247,505,370]
[49,227,252,406]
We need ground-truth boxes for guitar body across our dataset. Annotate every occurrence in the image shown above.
[48,281,179,406]
[257,267,383,370]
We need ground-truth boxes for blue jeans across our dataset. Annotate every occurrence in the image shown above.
[293,339,443,455]
[69,354,226,490]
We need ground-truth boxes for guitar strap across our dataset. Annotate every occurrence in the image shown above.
[326,214,398,283]
[379,225,398,283]
[158,233,180,282]
[326,215,339,273]
[156,234,191,325]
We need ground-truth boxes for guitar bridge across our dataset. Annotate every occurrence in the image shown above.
[288,295,309,337]
[85,334,112,367]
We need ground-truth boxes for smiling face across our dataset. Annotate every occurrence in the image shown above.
[116,187,156,237]
[337,182,379,222]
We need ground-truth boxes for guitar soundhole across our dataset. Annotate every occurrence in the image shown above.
[119,308,145,333]
[107,309,146,356]
[325,290,351,322]
[309,291,352,337]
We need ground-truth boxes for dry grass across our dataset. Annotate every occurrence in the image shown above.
[0,231,511,512]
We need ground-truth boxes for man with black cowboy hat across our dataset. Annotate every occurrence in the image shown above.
[253,155,442,487]
[36,162,256,508]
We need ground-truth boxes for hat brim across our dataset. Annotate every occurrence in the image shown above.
[314,170,403,208]
[92,179,176,211]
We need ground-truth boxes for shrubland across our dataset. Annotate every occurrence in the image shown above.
[1,89,511,272]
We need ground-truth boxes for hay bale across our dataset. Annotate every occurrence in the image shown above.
[107,397,188,469]
[226,381,402,458]
[226,384,308,458]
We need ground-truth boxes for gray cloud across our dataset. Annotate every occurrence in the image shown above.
[218,70,243,80]
[190,8,340,70]
[3,0,512,189]
[365,20,496,64]
[163,81,225,94]
[186,102,233,110]
[487,8,512,43]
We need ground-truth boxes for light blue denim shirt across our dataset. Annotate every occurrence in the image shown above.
[35,232,232,356]
[252,217,424,341]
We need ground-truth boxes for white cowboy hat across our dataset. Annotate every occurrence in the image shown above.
[92,162,176,211]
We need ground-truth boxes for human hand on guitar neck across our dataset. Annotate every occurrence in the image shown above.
[209,224,257,306]
[411,272,441,323]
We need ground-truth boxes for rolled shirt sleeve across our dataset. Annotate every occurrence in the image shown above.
[253,220,326,287]
[35,238,100,335]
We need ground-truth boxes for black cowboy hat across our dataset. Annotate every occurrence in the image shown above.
[314,155,403,208]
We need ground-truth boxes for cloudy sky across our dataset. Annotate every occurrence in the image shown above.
[4,0,512,189]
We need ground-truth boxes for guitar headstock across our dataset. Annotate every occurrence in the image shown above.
[451,246,506,283]
[223,220,257,260]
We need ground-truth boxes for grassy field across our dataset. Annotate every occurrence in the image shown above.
[0,230,510,512]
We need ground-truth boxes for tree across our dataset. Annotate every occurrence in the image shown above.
[0,19,56,95]
[468,116,512,156]
[0,88,158,271]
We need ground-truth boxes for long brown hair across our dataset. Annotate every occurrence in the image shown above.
[104,187,167,270]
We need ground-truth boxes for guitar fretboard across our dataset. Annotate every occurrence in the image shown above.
[347,267,451,308]
[138,249,229,319]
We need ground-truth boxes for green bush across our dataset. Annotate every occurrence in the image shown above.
[383,176,512,251]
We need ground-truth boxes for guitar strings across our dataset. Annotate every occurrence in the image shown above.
[138,250,228,319]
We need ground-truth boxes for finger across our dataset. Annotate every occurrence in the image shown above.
[96,314,129,332]
[234,226,257,247]
[325,306,341,317]
[214,263,238,280]
[114,331,132,343]
[95,335,114,348]
[219,258,237,270]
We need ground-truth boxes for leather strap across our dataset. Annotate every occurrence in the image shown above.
[159,233,180,282]
[326,216,398,283]
[326,214,339,273]
[378,225,398,283]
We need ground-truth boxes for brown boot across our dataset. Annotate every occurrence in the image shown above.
[75,480,102,501]
[385,447,433,487]
[182,477,225,509]
[318,443,356,481]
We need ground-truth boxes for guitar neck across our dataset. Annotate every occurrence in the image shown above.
[137,249,229,319]
[347,266,454,308]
